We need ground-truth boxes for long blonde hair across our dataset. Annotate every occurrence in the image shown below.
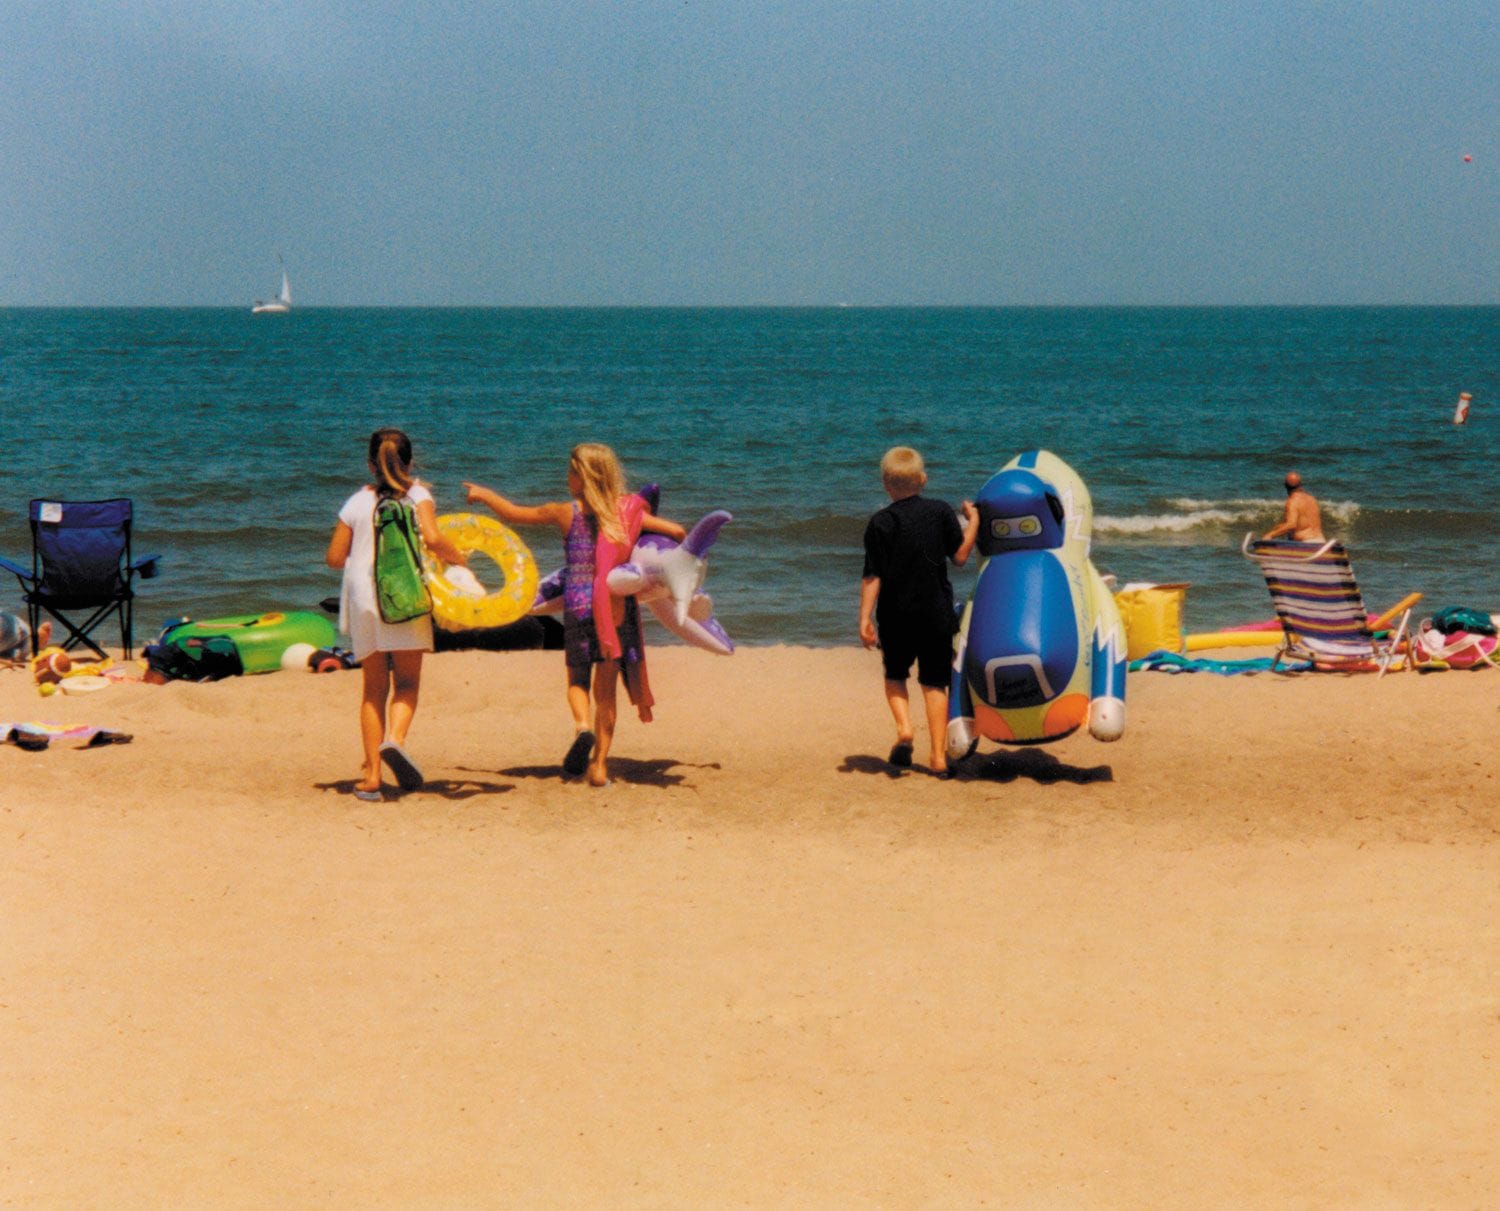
[570,442,627,544]
[369,427,415,498]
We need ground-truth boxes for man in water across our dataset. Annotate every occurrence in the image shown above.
[1263,471,1325,541]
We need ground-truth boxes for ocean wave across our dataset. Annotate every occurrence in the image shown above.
[1095,498,1362,539]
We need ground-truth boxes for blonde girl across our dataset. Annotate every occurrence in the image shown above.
[464,443,684,786]
[327,428,466,800]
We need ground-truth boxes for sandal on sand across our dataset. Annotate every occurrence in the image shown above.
[888,740,914,769]
[563,730,595,778]
[353,786,383,802]
[379,742,424,792]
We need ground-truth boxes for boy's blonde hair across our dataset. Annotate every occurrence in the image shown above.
[570,442,628,544]
[881,446,926,496]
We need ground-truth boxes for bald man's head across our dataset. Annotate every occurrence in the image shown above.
[1284,472,1303,493]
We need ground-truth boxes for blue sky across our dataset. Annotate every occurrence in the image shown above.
[2,0,1495,305]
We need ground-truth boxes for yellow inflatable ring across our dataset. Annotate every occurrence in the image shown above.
[425,513,539,632]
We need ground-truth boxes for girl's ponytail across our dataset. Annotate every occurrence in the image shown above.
[369,427,415,498]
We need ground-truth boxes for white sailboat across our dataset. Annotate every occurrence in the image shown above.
[252,262,292,314]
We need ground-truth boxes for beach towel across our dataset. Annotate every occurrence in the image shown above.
[1129,650,1311,675]
[592,493,648,661]
[3,722,132,750]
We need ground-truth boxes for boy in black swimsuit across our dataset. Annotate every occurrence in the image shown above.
[859,447,979,776]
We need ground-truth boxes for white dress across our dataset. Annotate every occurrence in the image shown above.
[338,482,436,661]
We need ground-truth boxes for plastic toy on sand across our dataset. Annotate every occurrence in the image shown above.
[159,611,337,674]
[947,449,1127,757]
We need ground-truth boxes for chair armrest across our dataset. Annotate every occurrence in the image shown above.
[131,554,162,580]
[0,554,34,582]
[1369,592,1422,633]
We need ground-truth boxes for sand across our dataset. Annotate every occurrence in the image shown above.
[3,646,1498,1207]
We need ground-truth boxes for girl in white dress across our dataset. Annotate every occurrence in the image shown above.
[326,428,466,800]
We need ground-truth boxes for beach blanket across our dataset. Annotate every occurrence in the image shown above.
[1129,650,1311,676]
[3,722,132,751]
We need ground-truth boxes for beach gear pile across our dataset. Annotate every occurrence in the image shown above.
[1413,606,1499,670]
[143,612,346,681]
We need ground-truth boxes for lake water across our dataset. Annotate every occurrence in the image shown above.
[4,306,1497,644]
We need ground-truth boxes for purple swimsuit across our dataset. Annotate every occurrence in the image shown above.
[561,506,650,706]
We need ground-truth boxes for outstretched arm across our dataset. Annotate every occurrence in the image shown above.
[464,482,572,532]
[641,512,687,542]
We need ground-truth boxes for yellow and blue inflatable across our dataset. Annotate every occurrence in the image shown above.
[947,449,1126,755]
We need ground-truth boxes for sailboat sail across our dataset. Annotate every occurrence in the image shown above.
[252,262,293,313]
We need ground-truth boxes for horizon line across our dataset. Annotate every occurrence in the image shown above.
[3,301,1498,311]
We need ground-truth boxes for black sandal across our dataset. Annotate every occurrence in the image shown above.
[563,730,595,778]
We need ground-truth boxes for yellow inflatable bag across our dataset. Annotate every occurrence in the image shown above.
[1114,583,1189,660]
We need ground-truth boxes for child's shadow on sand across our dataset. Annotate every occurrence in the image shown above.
[838,754,916,781]
[839,749,1113,785]
[476,757,721,789]
[316,777,514,802]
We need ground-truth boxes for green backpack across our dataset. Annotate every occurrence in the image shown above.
[373,497,433,623]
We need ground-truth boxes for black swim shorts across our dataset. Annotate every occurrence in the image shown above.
[878,621,953,689]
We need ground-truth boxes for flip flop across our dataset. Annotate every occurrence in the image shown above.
[379,742,424,792]
[353,786,383,802]
[888,740,913,769]
[563,730,595,778]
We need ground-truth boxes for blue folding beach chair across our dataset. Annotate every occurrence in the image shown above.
[0,499,160,659]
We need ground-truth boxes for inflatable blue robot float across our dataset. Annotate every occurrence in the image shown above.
[947,449,1127,758]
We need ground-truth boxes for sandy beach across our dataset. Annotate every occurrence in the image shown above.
[4,646,1498,1206]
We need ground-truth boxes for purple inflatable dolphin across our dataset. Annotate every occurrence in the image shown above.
[531,487,734,655]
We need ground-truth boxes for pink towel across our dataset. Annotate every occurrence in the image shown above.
[592,493,647,660]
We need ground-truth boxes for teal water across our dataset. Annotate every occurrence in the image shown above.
[4,307,1498,644]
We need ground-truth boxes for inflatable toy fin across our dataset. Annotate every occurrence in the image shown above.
[645,596,734,655]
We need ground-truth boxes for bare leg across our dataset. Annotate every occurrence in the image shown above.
[566,676,591,732]
[386,649,424,747]
[921,684,950,773]
[358,655,392,792]
[884,679,915,744]
[589,660,620,786]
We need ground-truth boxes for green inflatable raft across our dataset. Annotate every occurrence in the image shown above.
[160,611,337,674]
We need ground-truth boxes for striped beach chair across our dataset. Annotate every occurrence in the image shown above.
[1241,535,1421,676]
